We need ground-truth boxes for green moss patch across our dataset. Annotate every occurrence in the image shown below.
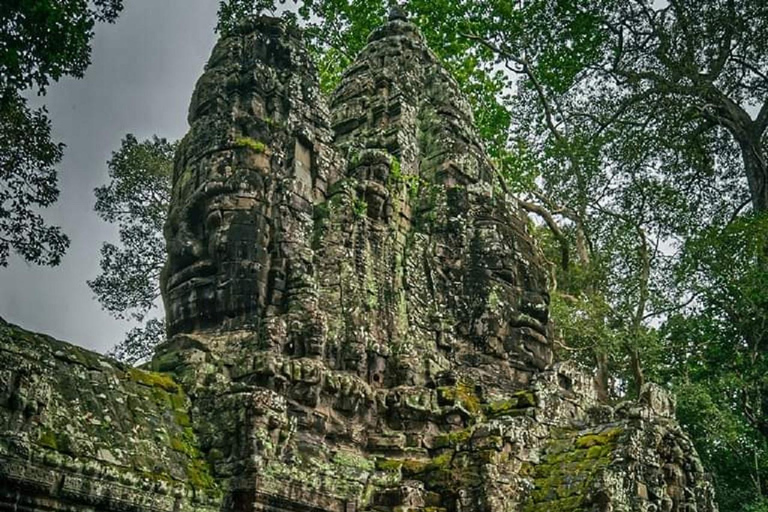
[376,448,488,492]
[522,427,624,512]
[376,457,404,472]
[333,450,375,471]
[234,136,267,153]
[485,390,537,417]
[127,367,179,393]
[437,380,482,415]
[186,459,216,489]
[433,428,472,449]
[574,428,622,449]
[36,428,74,455]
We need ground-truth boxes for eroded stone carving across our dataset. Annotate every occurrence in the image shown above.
[0,11,716,512]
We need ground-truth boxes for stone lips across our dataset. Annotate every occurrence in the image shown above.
[1,13,717,512]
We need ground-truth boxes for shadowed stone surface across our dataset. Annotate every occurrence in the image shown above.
[1,13,717,512]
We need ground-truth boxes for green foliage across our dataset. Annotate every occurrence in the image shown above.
[0,0,123,267]
[0,92,69,266]
[89,134,175,364]
[216,0,279,36]
[353,198,368,218]
[550,292,615,359]
[1,0,123,95]
[388,156,420,197]
[110,318,165,366]
[656,214,768,511]
[674,381,768,511]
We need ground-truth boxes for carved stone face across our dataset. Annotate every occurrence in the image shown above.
[464,201,552,371]
[161,11,553,384]
[164,148,273,336]
[318,18,555,386]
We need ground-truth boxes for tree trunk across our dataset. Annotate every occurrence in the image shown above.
[628,347,645,396]
[575,224,590,266]
[709,92,768,214]
[629,226,649,397]
[594,351,610,401]
[738,134,768,213]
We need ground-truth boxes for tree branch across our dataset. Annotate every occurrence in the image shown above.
[460,32,566,143]
[518,198,570,270]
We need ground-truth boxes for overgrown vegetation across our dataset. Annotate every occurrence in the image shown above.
[89,135,175,364]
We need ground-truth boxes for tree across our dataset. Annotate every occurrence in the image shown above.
[1,0,123,96]
[597,1,768,213]
[0,0,123,266]
[660,214,768,510]
[0,93,68,266]
[89,134,175,364]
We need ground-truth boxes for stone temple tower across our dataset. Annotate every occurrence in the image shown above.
[0,12,717,512]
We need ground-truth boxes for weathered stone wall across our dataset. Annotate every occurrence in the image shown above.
[0,11,717,512]
[0,317,715,512]
[0,318,219,512]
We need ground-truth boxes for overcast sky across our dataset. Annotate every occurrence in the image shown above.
[0,1,220,353]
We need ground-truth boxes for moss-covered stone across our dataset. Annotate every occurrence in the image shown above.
[574,428,623,449]
[127,367,179,393]
[376,457,404,472]
[0,318,220,509]
[522,427,624,512]
[234,136,267,152]
[186,459,216,489]
[433,428,472,449]
[437,380,482,416]
[485,390,537,417]
[333,450,375,471]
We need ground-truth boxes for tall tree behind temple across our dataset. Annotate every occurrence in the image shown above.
[89,135,175,364]
[0,0,124,266]
[662,215,768,511]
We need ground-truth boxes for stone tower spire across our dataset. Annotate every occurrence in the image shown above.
[162,17,342,339]
[320,11,553,392]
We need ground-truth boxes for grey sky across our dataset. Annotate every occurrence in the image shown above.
[0,1,219,353]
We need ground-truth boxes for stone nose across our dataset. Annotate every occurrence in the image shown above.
[168,225,204,271]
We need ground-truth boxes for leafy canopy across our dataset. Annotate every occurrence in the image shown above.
[1,0,123,95]
[0,0,123,267]
[0,93,68,266]
[89,134,174,364]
